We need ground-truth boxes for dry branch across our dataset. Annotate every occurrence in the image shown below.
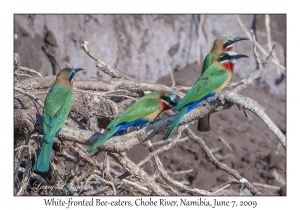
[145,136,212,196]
[234,15,285,74]
[224,91,286,148]
[81,41,133,81]
[184,128,261,196]
[164,56,176,87]
[94,170,117,195]
[109,152,168,195]
[19,66,43,77]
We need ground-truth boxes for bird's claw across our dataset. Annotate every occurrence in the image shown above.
[219,94,225,104]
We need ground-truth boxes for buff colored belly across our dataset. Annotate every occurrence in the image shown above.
[143,109,162,121]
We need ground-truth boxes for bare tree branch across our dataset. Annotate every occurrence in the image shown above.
[234,15,285,74]
[145,134,212,196]
[223,91,286,148]
[184,128,262,196]
[81,41,134,81]
[19,66,43,77]
[109,152,168,195]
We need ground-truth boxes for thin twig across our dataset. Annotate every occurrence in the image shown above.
[81,41,133,81]
[172,169,193,175]
[63,141,105,173]
[145,128,211,196]
[185,128,261,196]
[234,15,285,73]
[224,92,286,148]
[51,162,75,195]
[265,14,281,75]
[109,152,168,195]
[18,167,49,185]
[137,127,186,168]
[152,136,189,146]
[218,136,233,152]
[252,182,281,190]
[15,87,44,107]
[122,179,151,193]
[164,56,176,87]
[153,151,211,195]
[209,184,231,196]
[15,73,36,79]
[19,66,43,77]
[231,30,270,93]
[14,134,31,184]
[94,170,117,195]
[14,145,37,162]
[83,186,110,196]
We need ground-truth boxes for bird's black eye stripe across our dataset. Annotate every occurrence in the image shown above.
[223,40,233,49]
[161,94,179,107]
[161,95,174,106]
[218,53,231,62]
[161,95,170,104]
[69,72,75,82]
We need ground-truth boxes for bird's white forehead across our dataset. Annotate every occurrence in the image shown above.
[226,51,238,56]
[218,34,233,39]
[219,51,238,64]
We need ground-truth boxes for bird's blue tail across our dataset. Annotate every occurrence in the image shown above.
[34,141,54,172]
[86,126,121,153]
[164,93,215,141]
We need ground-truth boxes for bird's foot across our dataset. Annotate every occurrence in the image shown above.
[219,94,225,104]
[206,96,218,104]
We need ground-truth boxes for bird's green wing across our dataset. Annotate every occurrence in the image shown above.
[107,92,160,129]
[200,52,213,75]
[43,84,73,142]
[175,63,229,111]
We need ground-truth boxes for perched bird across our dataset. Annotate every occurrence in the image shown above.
[163,51,249,141]
[86,91,180,153]
[198,34,249,131]
[34,67,84,172]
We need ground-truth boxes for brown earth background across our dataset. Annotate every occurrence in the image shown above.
[14,14,286,195]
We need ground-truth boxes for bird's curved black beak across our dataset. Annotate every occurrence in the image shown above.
[231,54,249,60]
[223,37,249,49]
[75,68,84,73]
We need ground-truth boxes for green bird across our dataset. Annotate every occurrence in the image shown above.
[86,91,180,153]
[34,67,83,172]
[163,51,249,141]
[198,34,249,131]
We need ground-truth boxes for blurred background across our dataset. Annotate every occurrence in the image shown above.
[14,14,286,195]
[14,14,285,94]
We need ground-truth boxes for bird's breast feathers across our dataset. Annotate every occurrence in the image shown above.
[220,62,235,73]
[159,99,173,110]
[143,109,162,122]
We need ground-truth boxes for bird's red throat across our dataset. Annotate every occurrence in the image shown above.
[222,62,235,72]
[226,46,233,51]
[160,101,173,110]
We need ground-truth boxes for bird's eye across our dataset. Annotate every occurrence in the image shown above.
[69,72,75,82]
[219,53,230,62]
